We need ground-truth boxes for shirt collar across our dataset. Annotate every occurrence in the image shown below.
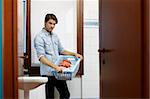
[42,28,53,36]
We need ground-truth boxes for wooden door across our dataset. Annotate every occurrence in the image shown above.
[99,0,142,98]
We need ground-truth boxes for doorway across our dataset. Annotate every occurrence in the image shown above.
[17,0,100,98]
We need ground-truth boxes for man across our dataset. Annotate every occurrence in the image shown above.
[34,13,83,99]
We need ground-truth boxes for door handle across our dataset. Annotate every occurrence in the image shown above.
[19,55,28,59]
[98,48,114,53]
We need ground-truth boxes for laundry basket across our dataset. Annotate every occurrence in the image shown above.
[51,55,81,80]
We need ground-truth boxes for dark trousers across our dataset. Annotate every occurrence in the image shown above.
[42,76,70,99]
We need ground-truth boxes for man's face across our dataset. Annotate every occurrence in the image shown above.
[45,19,56,32]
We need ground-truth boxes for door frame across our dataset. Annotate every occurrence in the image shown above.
[2,0,83,98]
[3,0,18,98]
[141,0,149,97]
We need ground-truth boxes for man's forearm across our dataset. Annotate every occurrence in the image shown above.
[39,56,58,70]
[61,50,83,60]
[61,50,77,56]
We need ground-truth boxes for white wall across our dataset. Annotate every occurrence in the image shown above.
[30,84,46,99]
[83,0,99,98]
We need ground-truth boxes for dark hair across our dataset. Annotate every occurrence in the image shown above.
[44,13,58,24]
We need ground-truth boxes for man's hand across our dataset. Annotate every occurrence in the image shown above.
[55,66,63,73]
[74,53,83,61]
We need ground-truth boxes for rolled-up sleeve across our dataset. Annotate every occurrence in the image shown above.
[34,35,45,60]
